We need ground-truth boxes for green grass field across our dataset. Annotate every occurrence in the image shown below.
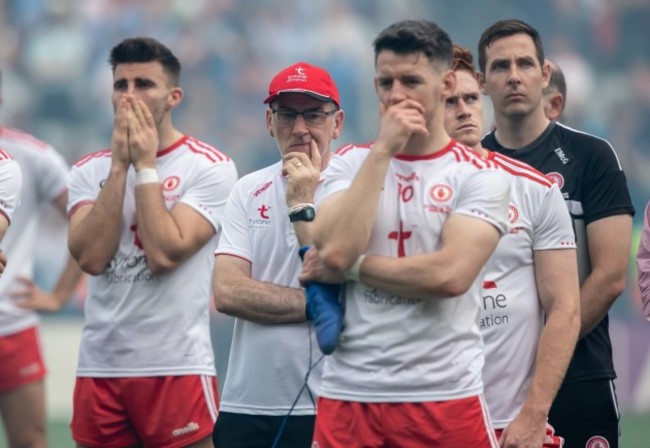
[0,413,648,447]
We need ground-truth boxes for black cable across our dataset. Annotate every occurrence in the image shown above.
[271,322,324,448]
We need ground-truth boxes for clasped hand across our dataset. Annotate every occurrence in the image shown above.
[111,95,159,170]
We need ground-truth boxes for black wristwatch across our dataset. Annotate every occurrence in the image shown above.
[289,204,316,222]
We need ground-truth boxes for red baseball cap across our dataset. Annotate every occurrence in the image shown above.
[264,62,340,108]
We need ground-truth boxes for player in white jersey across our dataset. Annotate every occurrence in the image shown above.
[299,20,509,447]
[0,121,84,448]
[211,62,344,448]
[0,150,20,241]
[67,37,237,448]
[444,44,580,448]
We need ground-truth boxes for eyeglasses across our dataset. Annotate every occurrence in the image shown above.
[270,108,337,127]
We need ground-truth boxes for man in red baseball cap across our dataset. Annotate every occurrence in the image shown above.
[212,61,344,448]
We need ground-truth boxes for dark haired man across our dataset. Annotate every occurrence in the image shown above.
[300,20,510,447]
[479,19,634,448]
[67,37,238,448]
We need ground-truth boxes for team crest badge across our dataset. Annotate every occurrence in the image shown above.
[508,204,519,224]
[162,175,181,191]
[546,172,564,189]
[586,435,610,448]
[429,184,453,202]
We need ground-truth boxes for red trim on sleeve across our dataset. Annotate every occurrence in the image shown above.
[68,200,96,218]
[214,252,252,264]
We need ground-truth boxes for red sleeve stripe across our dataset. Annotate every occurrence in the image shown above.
[0,149,13,160]
[492,152,548,178]
[73,150,111,167]
[492,155,553,187]
[214,251,252,264]
[68,200,95,218]
[0,127,49,150]
[450,142,495,169]
[335,141,373,156]
[187,138,229,162]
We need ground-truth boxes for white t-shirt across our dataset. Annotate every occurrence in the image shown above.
[215,161,324,416]
[0,153,22,225]
[0,127,68,337]
[67,135,237,377]
[480,152,575,428]
[319,141,511,402]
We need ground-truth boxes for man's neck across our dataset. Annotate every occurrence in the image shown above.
[158,126,184,153]
[402,113,451,156]
[402,131,451,157]
[494,108,550,150]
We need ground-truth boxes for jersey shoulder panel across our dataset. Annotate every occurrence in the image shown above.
[335,141,373,156]
[184,136,232,164]
[0,126,51,151]
[73,149,112,168]
[490,152,553,188]
[554,123,622,168]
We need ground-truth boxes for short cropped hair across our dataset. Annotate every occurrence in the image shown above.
[544,58,567,100]
[451,44,476,75]
[373,20,453,69]
[109,37,181,86]
[477,19,545,74]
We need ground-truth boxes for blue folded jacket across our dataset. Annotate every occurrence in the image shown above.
[298,246,343,355]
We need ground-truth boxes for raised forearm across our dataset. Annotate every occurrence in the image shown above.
[69,167,127,274]
[314,149,392,271]
[134,183,188,272]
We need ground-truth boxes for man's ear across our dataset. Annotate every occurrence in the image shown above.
[441,69,456,99]
[266,108,274,138]
[167,87,184,110]
[477,71,488,95]
[547,93,565,122]
[541,60,551,90]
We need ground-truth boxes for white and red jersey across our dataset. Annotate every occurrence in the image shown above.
[319,141,511,403]
[0,153,21,225]
[67,135,237,377]
[480,151,575,429]
[215,161,325,416]
[0,127,58,337]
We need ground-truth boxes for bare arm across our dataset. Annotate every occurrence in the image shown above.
[313,147,393,270]
[638,202,650,319]
[135,184,216,274]
[351,213,501,298]
[500,248,580,448]
[579,214,632,337]
[213,255,306,323]
[0,158,22,242]
[284,140,322,247]
[14,192,85,312]
[68,167,128,275]
[126,96,218,274]
[314,100,428,271]
[68,99,130,275]
[0,216,8,242]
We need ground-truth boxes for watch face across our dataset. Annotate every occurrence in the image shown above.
[290,205,316,222]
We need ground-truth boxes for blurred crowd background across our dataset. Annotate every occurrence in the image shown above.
[1,0,649,423]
